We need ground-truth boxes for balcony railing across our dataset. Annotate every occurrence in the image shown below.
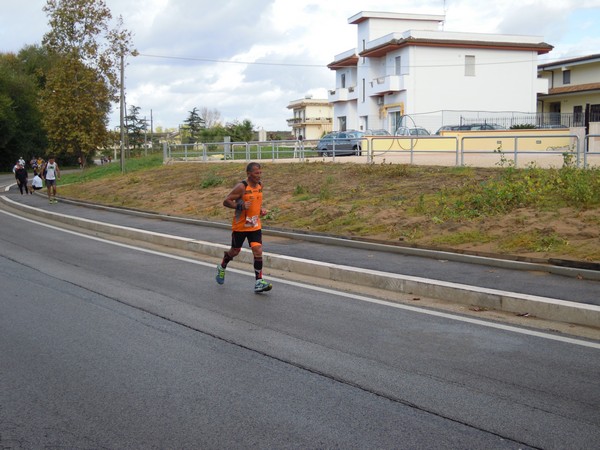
[287,117,333,126]
[368,75,403,96]
[328,88,349,103]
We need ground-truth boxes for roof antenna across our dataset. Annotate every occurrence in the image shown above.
[442,0,447,30]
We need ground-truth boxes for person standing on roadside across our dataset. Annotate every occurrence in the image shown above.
[215,162,272,293]
[41,156,60,204]
[14,163,30,195]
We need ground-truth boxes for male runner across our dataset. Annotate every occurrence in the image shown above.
[42,156,60,204]
[216,162,272,293]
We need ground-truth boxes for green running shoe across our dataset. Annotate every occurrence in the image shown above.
[215,265,225,284]
[254,279,272,293]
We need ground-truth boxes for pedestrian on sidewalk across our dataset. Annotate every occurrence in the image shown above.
[14,163,30,195]
[215,162,272,293]
[41,156,61,204]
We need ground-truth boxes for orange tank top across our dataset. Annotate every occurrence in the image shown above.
[232,181,262,232]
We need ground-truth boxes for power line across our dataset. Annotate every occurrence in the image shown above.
[138,53,325,68]
[138,52,569,70]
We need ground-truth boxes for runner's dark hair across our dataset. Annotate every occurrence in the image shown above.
[246,162,261,172]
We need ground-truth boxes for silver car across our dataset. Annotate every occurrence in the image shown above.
[317,131,365,156]
[395,126,430,136]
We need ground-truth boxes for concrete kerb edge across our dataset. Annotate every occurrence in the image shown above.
[44,195,600,281]
[2,195,599,329]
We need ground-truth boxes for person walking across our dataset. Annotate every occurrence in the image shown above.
[41,156,60,204]
[216,162,272,293]
[14,163,30,195]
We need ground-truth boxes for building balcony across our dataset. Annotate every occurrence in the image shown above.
[328,87,348,102]
[328,86,358,103]
[535,77,549,95]
[287,117,333,126]
[367,75,403,96]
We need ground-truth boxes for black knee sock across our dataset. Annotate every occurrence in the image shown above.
[221,251,234,268]
[254,257,263,280]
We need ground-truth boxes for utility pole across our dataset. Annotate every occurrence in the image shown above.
[119,50,125,173]
[143,116,148,156]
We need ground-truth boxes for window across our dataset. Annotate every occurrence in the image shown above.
[338,116,347,131]
[341,73,346,89]
[395,56,401,76]
[591,104,600,122]
[465,55,475,76]
[360,115,368,131]
[390,111,403,133]
[362,78,365,102]
[573,105,583,126]
[562,69,571,85]
[361,39,365,64]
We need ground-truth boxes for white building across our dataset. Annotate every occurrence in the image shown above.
[327,11,553,134]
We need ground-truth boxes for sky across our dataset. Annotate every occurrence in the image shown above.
[1,0,600,132]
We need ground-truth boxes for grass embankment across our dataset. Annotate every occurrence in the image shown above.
[60,154,600,262]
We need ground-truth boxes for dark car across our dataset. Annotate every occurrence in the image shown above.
[395,126,430,136]
[317,131,365,156]
[364,129,391,136]
[536,124,569,129]
[435,123,505,134]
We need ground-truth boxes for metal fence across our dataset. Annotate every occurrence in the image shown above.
[400,111,597,135]
[163,133,600,169]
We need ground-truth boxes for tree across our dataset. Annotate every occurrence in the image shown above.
[0,52,47,170]
[199,124,228,143]
[227,119,255,142]
[39,55,111,162]
[182,107,205,143]
[40,0,136,163]
[17,45,54,90]
[199,107,221,129]
[124,105,147,151]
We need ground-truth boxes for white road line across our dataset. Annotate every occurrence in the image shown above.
[1,207,599,349]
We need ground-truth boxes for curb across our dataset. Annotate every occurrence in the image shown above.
[1,194,599,329]
[30,195,600,281]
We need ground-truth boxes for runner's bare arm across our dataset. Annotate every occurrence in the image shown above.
[223,183,246,209]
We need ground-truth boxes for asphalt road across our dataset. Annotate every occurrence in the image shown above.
[1,179,599,448]
[3,181,600,306]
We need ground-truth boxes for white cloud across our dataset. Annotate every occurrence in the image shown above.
[0,0,597,131]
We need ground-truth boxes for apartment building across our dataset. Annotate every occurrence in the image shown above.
[327,11,552,133]
[286,96,333,140]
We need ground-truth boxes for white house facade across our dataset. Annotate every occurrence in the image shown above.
[328,11,552,134]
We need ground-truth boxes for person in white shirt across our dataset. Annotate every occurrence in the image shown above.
[41,156,60,204]
[31,171,43,191]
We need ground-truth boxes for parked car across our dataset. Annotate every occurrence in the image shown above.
[364,129,391,136]
[466,123,505,131]
[316,132,338,154]
[435,123,505,134]
[317,131,365,156]
[394,126,431,136]
[536,124,569,129]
